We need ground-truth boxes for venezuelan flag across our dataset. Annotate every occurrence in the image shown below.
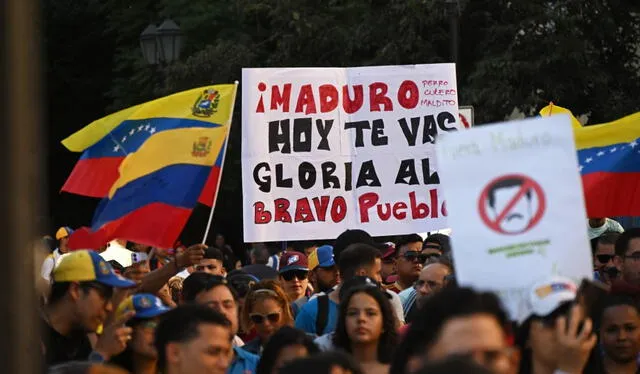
[62,85,235,206]
[66,84,237,250]
[541,104,640,217]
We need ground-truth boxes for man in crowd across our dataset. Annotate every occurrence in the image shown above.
[180,272,259,372]
[390,287,514,374]
[599,295,640,374]
[422,233,449,264]
[295,243,382,336]
[388,234,424,293]
[308,245,339,294]
[402,259,453,323]
[40,226,73,281]
[41,250,136,365]
[613,228,640,295]
[154,304,234,374]
[291,245,339,316]
[592,232,621,284]
[278,251,311,303]
[194,246,226,275]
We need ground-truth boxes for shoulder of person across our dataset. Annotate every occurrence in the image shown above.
[234,345,259,362]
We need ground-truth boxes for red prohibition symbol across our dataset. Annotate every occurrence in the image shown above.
[478,174,546,235]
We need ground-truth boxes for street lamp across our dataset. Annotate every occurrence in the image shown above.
[445,0,460,65]
[139,19,184,65]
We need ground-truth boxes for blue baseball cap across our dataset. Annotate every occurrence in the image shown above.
[117,293,171,319]
[309,245,335,271]
[53,250,136,288]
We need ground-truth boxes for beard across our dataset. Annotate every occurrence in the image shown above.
[317,280,336,293]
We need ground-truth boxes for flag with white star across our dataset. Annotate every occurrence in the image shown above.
[575,111,640,217]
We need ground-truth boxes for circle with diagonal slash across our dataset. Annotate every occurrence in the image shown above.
[478,174,546,235]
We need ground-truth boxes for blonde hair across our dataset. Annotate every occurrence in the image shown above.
[241,280,294,331]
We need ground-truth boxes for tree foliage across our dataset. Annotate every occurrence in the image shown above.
[46,0,640,244]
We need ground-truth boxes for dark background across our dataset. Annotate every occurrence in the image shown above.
[43,0,640,251]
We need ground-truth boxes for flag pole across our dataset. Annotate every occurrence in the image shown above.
[202,81,239,244]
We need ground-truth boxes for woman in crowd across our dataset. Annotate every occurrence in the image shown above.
[109,294,171,374]
[256,326,319,374]
[333,281,398,374]
[241,280,295,355]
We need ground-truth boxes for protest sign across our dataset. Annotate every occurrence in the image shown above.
[242,64,461,242]
[435,115,593,318]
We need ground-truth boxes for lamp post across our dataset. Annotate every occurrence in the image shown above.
[445,0,460,65]
[139,19,184,65]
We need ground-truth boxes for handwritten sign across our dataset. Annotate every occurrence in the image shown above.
[435,115,593,318]
[242,64,460,242]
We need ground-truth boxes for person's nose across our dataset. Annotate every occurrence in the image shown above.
[104,300,113,313]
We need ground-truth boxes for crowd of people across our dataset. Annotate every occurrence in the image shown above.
[38,218,640,374]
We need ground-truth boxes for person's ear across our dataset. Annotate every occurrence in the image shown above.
[166,342,182,366]
[615,255,624,269]
[355,268,367,277]
[69,282,81,301]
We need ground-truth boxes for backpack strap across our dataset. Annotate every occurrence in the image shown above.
[315,294,329,336]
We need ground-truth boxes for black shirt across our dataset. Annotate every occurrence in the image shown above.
[41,316,92,366]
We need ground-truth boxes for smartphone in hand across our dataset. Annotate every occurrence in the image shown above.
[131,252,149,264]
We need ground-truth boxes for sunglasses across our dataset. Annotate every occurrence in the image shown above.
[403,252,429,263]
[249,312,281,324]
[596,254,614,263]
[281,270,308,281]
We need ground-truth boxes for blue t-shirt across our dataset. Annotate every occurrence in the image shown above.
[228,346,259,374]
[294,295,339,336]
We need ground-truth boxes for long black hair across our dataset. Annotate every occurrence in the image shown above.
[256,326,319,374]
[332,285,398,364]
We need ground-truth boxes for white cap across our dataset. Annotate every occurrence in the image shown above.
[518,276,577,324]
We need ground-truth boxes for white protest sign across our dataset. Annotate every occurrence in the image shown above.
[435,115,593,318]
[242,64,461,242]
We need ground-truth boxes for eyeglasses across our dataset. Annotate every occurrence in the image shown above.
[249,312,281,324]
[281,270,308,281]
[195,264,217,271]
[596,254,614,263]
[403,252,428,263]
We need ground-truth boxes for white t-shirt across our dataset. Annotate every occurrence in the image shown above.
[588,218,624,239]
[40,249,62,281]
[314,332,335,351]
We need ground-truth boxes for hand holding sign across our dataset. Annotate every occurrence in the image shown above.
[435,115,593,318]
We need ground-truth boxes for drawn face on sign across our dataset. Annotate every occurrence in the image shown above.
[487,178,535,234]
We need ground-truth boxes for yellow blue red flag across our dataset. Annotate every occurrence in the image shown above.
[66,84,237,249]
[540,104,640,217]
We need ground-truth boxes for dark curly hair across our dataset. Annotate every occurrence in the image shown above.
[390,287,508,374]
[332,285,398,363]
[256,326,319,374]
